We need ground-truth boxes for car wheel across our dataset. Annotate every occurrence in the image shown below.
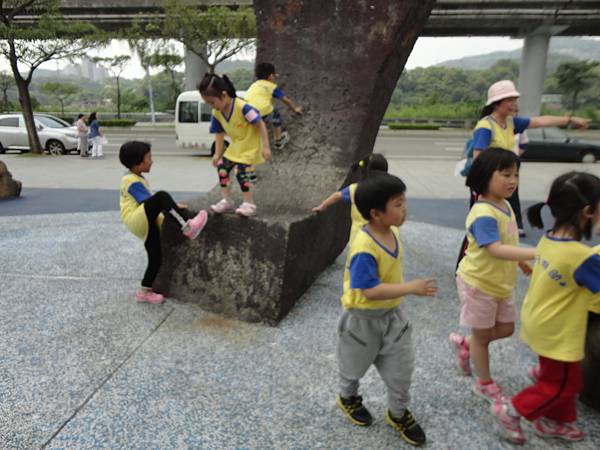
[46,139,65,155]
[0,142,5,154]
[581,152,597,163]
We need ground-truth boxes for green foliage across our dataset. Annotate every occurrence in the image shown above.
[98,119,137,127]
[228,68,254,90]
[387,123,440,130]
[40,82,79,114]
[553,60,600,112]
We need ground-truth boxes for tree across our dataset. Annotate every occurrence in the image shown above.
[0,71,14,112]
[554,60,600,113]
[157,1,256,74]
[128,38,162,124]
[40,82,78,115]
[93,55,131,118]
[149,52,183,108]
[0,1,107,153]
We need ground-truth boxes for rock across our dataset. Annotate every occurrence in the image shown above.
[0,160,22,199]
[581,312,600,412]
[154,0,435,324]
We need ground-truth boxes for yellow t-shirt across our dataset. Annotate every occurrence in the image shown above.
[119,172,163,241]
[245,79,278,116]
[457,200,519,298]
[341,226,404,310]
[521,236,600,361]
[474,116,517,151]
[212,98,264,166]
[591,245,600,314]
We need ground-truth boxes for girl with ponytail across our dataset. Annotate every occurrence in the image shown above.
[312,153,389,244]
[491,171,600,444]
[198,72,271,217]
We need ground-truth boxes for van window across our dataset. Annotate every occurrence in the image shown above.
[179,101,198,123]
[200,102,212,122]
[0,117,18,127]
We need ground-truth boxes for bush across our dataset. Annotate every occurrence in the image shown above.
[98,119,137,127]
[387,123,440,130]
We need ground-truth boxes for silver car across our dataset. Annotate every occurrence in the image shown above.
[0,113,80,154]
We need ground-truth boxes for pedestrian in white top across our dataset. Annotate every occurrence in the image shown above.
[75,114,89,158]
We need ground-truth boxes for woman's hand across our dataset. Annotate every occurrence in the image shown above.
[570,116,591,130]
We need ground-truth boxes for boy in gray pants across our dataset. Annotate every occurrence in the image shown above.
[336,174,437,446]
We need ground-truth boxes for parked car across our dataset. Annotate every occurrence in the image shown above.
[0,113,80,155]
[522,127,600,163]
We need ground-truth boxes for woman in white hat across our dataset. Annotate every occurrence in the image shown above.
[470,80,590,234]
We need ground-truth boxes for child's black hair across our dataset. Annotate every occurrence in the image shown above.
[355,173,406,221]
[527,171,600,241]
[77,113,84,119]
[197,72,236,98]
[466,148,520,195]
[351,153,389,180]
[255,62,275,80]
[119,140,151,169]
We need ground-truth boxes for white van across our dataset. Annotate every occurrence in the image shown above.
[175,89,246,155]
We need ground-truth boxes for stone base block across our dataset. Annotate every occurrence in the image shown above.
[0,160,22,199]
[581,312,600,412]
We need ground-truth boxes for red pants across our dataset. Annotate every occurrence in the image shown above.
[512,356,582,423]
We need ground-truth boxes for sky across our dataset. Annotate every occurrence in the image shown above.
[0,37,526,80]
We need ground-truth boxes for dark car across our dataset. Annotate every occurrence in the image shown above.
[522,127,600,163]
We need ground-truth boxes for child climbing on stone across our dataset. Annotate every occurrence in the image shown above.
[335,173,437,447]
[245,62,303,149]
[119,141,208,304]
[313,153,388,245]
[199,73,271,217]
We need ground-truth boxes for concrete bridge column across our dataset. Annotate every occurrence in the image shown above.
[184,45,207,91]
[517,32,550,117]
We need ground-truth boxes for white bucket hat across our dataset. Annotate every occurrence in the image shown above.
[486,80,520,106]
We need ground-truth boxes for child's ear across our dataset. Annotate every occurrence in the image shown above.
[582,204,594,220]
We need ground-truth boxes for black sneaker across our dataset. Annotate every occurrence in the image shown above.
[385,409,426,446]
[336,395,373,426]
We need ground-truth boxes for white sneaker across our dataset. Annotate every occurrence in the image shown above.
[210,198,235,214]
[235,202,257,217]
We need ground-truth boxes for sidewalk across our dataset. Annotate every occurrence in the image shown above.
[1,209,599,449]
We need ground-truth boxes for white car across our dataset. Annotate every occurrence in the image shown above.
[0,113,80,154]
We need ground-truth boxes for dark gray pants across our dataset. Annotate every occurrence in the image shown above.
[337,307,414,416]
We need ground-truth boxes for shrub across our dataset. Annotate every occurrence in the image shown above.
[387,123,440,130]
[97,119,137,127]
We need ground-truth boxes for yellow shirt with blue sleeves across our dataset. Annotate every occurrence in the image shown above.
[472,116,530,151]
[341,226,404,310]
[210,97,264,166]
[520,235,600,362]
[119,172,163,241]
[457,200,519,298]
[590,245,600,314]
[341,183,368,245]
[245,79,284,117]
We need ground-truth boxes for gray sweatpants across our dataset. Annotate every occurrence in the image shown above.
[337,306,414,416]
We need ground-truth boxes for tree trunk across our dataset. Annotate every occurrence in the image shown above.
[571,89,579,115]
[145,66,155,125]
[169,70,178,109]
[2,90,8,112]
[8,40,43,153]
[116,76,121,119]
[60,100,64,116]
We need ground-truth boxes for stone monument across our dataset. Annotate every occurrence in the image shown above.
[155,0,435,324]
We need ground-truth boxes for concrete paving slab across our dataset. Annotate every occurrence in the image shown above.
[1,211,599,449]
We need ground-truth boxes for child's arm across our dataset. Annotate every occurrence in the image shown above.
[212,132,226,167]
[363,279,438,299]
[486,242,535,261]
[312,191,343,213]
[257,120,271,161]
[282,95,303,114]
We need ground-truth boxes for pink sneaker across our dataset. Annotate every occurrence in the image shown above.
[533,417,584,441]
[490,401,525,445]
[182,210,208,239]
[210,198,235,214]
[527,363,541,383]
[473,379,505,403]
[235,201,257,217]
[135,290,165,304]
[449,333,471,376]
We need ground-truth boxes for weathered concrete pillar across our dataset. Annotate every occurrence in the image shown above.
[517,33,550,117]
[155,0,435,324]
[184,45,207,91]
[581,313,600,412]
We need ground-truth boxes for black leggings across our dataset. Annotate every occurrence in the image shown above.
[141,191,189,288]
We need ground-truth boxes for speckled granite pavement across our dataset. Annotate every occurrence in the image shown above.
[1,211,599,449]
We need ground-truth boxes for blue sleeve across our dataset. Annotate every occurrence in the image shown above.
[128,182,152,203]
[242,103,261,124]
[341,187,351,205]
[513,117,531,134]
[349,253,380,289]
[574,254,600,293]
[209,116,224,134]
[472,128,492,151]
[469,216,500,247]
[272,87,284,99]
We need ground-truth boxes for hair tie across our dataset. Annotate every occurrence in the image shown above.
[359,160,365,167]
